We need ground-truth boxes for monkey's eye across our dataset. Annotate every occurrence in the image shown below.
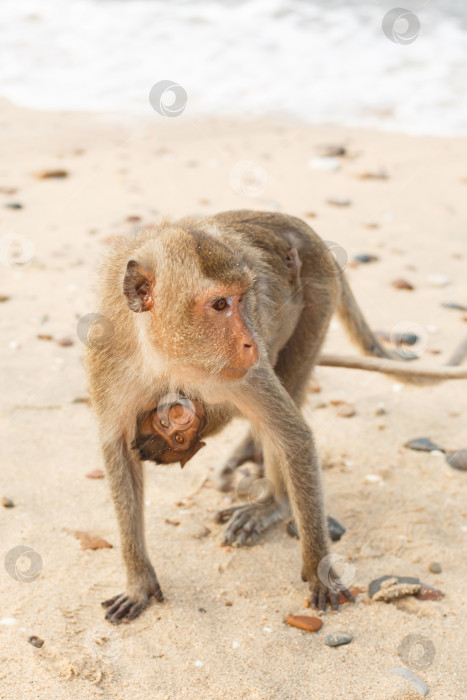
[212,298,227,311]
[174,433,184,444]
[160,418,169,428]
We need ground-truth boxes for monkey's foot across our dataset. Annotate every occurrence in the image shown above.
[216,502,284,546]
[286,516,346,542]
[102,578,163,624]
[307,580,355,612]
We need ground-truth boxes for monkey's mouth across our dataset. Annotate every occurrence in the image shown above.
[220,366,249,379]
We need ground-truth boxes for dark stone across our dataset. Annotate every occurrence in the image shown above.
[404,437,445,453]
[327,516,346,542]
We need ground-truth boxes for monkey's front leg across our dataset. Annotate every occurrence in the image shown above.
[231,366,354,611]
[101,439,163,623]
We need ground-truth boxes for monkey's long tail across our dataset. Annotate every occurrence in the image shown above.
[336,274,395,360]
[332,275,467,383]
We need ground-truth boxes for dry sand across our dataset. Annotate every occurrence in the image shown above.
[0,100,466,699]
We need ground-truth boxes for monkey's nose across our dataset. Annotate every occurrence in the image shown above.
[242,342,259,367]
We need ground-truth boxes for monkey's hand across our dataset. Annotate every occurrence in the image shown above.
[102,567,163,624]
[302,565,355,612]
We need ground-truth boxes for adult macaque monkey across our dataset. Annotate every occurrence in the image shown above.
[86,210,407,624]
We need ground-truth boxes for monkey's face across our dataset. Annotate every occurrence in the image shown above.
[123,253,260,379]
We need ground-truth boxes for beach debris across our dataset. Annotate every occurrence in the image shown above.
[126,215,141,222]
[442,301,467,311]
[317,145,347,158]
[0,618,17,626]
[326,197,351,207]
[404,437,445,453]
[356,169,388,180]
[362,222,379,229]
[85,469,105,479]
[427,273,451,287]
[285,614,323,632]
[353,253,379,264]
[74,531,113,550]
[37,333,53,341]
[391,279,414,290]
[446,449,467,471]
[34,170,69,179]
[304,211,317,218]
[179,521,211,539]
[428,561,441,574]
[0,187,17,194]
[389,668,429,697]
[309,157,341,172]
[376,330,419,346]
[72,396,90,404]
[194,660,204,667]
[336,402,356,418]
[369,575,420,601]
[1,497,14,508]
[28,635,44,649]
[56,337,74,347]
[416,583,444,601]
[4,202,23,209]
[327,516,346,542]
[0,295,10,302]
[164,518,180,527]
[325,631,353,647]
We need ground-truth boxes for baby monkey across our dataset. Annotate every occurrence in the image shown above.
[132,396,206,467]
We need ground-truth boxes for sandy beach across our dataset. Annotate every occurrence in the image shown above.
[1,99,467,699]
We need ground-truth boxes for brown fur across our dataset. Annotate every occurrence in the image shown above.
[85,210,399,623]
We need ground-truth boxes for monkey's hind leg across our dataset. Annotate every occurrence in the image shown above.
[214,431,263,492]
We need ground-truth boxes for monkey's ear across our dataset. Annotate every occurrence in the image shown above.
[123,260,154,312]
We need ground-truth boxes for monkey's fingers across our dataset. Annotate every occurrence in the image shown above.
[102,586,163,624]
[308,583,355,612]
[214,506,239,524]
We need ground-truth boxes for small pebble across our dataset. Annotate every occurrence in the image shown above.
[4,202,23,209]
[232,640,240,649]
[446,449,467,471]
[28,635,44,648]
[179,522,211,539]
[356,170,388,180]
[336,403,356,418]
[85,469,104,479]
[392,279,414,291]
[318,145,347,157]
[309,157,341,172]
[404,437,445,453]
[0,294,10,302]
[1,497,14,508]
[427,273,451,287]
[325,632,353,647]
[37,334,53,341]
[353,253,379,264]
[285,615,323,632]
[0,618,17,626]
[326,197,351,207]
[416,583,444,601]
[198,608,206,613]
[428,561,442,574]
[194,660,204,667]
[442,301,467,312]
[327,516,346,542]
[56,337,74,347]
[34,169,69,179]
